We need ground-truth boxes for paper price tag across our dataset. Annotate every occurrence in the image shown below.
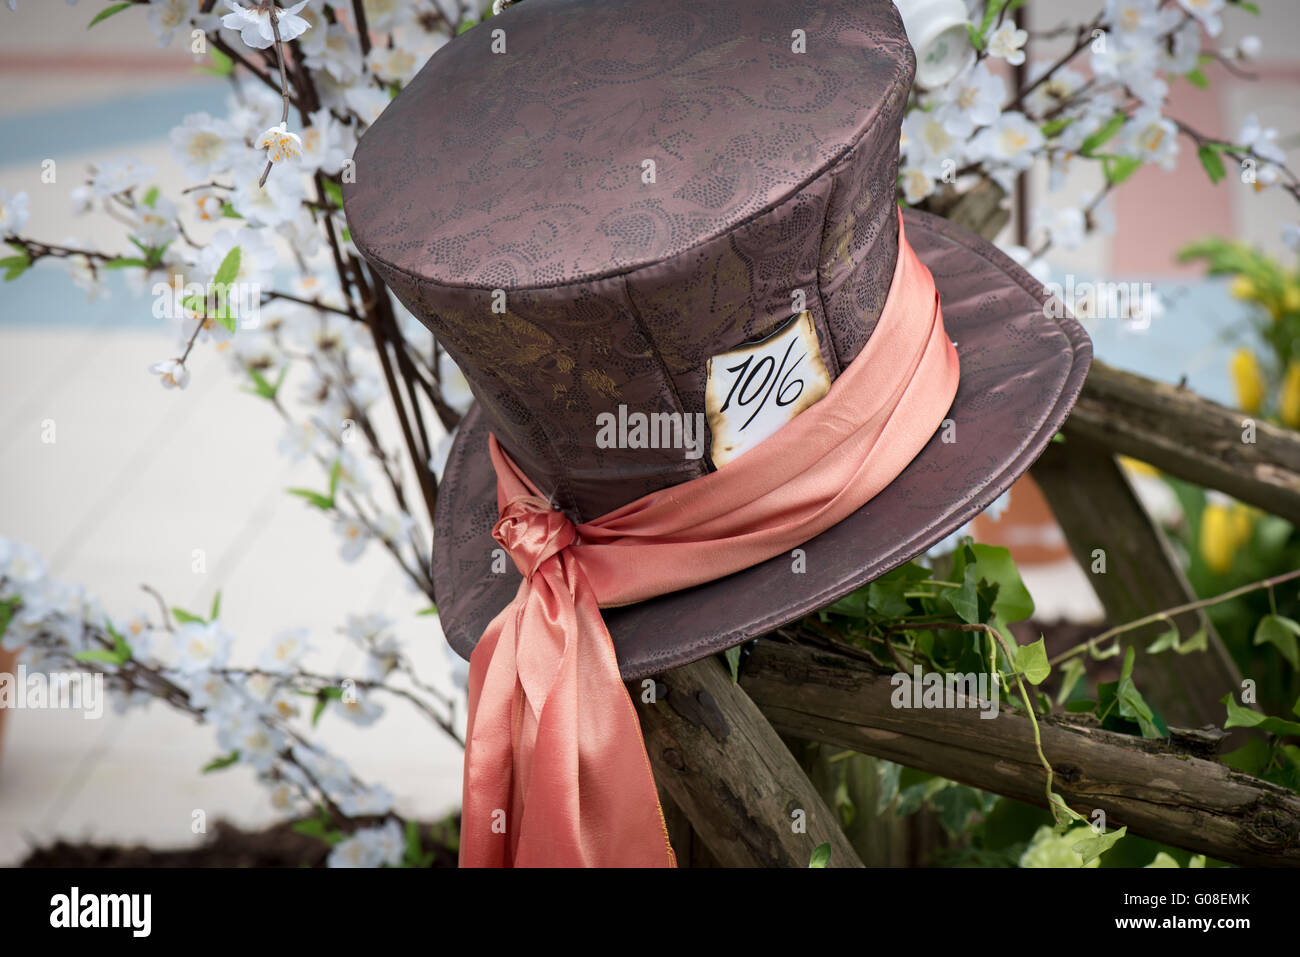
[704,311,831,468]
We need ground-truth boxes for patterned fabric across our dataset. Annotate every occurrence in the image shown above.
[345,0,915,521]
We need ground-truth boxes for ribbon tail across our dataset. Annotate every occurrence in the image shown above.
[461,552,676,868]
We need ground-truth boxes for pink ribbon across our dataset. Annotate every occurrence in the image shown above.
[459,212,960,867]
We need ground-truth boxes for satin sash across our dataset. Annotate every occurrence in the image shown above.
[459,211,959,867]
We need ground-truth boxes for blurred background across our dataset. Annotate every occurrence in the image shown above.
[0,0,1297,863]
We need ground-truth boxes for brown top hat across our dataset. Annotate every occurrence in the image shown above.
[343,0,1091,679]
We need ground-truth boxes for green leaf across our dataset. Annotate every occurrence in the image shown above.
[321,179,344,210]
[1254,615,1300,671]
[1015,637,1051,685]
[1040,117,1075,137]
[221,201,242,219]
[942,563,980,624]
[1056,657,1087,706]
[808,842,831,868]
[329,457,343,500]
[1221,692,1300,737]
[1185,67,1209,89]
[1198,144,1226,184]
[172,607,205,625]
[1103,154,1142,186]
[1071,825,1127,865]
[417,604,438,616]
[209,590,222,622]
[200,46,234,77]
[287,487,335,511]
[1,248,31,281]
[959,544,1035,624]
[724,645,741,684]
[73,647,125,665]
[88,3,133,29]
[1177,628,1208,654]
[1239,1,1259,13]
[244,365,286,401]
[202,751,240,773]
[1116,648,1167,738]
[1145,624,1181,654]
[213,245,241,286]
[142,186,159,209]
[0,595,20,642]
[102,256,149,270]
[1080,113,1127,156]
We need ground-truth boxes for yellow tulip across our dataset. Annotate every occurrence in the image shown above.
[1284,283,1300,315]
[1199,503,1236,574]
[1230,348,1265,414]
[1280,359,1300,429]
[1230,503,1253,548]
[1230,275,1256,301]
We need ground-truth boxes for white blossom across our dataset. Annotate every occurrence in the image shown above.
[933,61,1004,139]
[1176,0,1224,38]
[1119,107,1179,170]
[89,156,156,198]
[229,157,304,227]
[327,820,404,868]
[1032,205,1086,250]
[221,0,311,51]
[172,620,234,672]
[256,123,304,165]
[334,688,384,726]
[131,195,179,248]
[985,21,1028,66]
[258,627,312,674]
[334,515,371,562]
[362,0,414,34]
[0,189,29,234]
[149,358,191,390]
[1238,114,1288,167]
[216,709,286,772]
[899,166,936,205]
[1237,35,1261,60]
[147,0,196,47]
[305,23,363,84]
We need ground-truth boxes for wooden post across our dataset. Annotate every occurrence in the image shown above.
[1031,434,1243,728]
[634,656,863,868]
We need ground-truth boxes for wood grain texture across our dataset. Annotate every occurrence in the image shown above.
[1031,434,1243,728]
[740,640,1300,867]
[634,656,863,868]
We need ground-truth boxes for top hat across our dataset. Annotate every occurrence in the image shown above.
[343,0,1091,680]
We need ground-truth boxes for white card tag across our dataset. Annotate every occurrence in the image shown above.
[705,311,832,468]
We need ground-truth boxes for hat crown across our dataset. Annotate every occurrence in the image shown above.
[346,0,917,522]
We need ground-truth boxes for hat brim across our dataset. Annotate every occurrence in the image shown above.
[432,208,1091,679]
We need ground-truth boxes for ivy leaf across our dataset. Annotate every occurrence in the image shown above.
[808,842,831,868]
[958,544,1035,624]
[202,751,241,773]
[724,645,741,684]
[942,563,980,624]
[1198,144,1226,185]
[1253,615,1300,671]
[1071,825,1128,865]
[1177,628,1208,655]
[1115,648,1167,738]
[1015,636,1051,685]
[1145,624,1181,654]
[88,3,133,29]
[1056,657,1087,705]
[1221,692,1300,737]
